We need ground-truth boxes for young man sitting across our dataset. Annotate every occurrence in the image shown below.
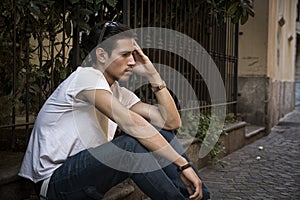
[19,21,210,200]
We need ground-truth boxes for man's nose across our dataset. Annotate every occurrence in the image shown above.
[128,54,136,66]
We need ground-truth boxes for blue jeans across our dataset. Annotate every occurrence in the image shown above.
[46,129,210,200]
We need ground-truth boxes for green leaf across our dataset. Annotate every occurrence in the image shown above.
[69,0,79,4]
[29,1,42,17]
[106,0,118,7]
[16,12,21,25]
[78,8,94,16]
[240,13,249,25]
[245,6,255,17]
[227,1,239,16]
[95,0,103,4]
[77,21,91,31]
[85,0,94,3]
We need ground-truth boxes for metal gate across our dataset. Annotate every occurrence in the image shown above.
[0,0,238,151]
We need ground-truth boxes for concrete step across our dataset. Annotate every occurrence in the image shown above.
[0,151,136,200]
[0,151,34,200]
[103,182,135,200]
[245,124,266,145]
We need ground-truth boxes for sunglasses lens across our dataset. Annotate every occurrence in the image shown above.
[105,22,118,28]
[108,22,117,27]
[98,22,118,43]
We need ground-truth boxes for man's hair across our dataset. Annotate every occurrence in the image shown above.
[81,21,133,67]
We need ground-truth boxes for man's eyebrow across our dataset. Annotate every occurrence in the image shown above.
[119,50,134,54]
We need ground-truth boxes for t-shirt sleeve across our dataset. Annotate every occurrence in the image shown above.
[67,67,111,102]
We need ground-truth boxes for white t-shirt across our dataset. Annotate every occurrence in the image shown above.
[19,67,140,183]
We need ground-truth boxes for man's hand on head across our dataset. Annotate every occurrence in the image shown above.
[132,41,158,78]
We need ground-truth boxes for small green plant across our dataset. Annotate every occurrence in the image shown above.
[177,111,227,167]
[225,112,238,124]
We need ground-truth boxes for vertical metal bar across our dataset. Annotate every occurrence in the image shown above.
[226,18,230,112]
[174,0,179,105]
[25,9,31,142]
[141,0,144,28]
[168,0,173,93]
[227,19,231,113]
[158,0,162,76]
[190,1,195,104]
[62,0,66,66]
[164,0,169,89]
[50,28,56,92]
[229,19,233,113]
[38,31,43,108]
[72,5,80,71]
[233,23,239,115]
[134,0,137,27]
[199,2,204,109]
[11,0,17,150]
[122,0,129,26]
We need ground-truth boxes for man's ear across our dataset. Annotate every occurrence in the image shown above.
[96,47,108,64]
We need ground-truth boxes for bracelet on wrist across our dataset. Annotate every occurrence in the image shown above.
[177,162,192,172]
[151,81,166,93]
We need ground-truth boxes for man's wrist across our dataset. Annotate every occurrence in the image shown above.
[147,72,162,84]
[175,157,189,168]
[151,81,166,93]
[177,162,192,172]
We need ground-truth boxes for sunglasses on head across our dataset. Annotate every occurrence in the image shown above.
[98,21,118,44]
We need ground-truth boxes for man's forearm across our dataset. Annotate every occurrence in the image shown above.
[148,72,182,129]
[123,110,187,167]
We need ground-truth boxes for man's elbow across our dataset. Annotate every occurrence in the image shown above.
[165,118,182,130]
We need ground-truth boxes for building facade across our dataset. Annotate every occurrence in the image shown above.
[238,0,298,130]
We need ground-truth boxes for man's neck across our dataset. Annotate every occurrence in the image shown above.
[94,65,115,86]
[103,72,115,86]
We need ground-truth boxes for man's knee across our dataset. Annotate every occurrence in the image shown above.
[157,129,176,142]
[112,134,148,153]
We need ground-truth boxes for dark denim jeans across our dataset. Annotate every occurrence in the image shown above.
[45,129,210,200]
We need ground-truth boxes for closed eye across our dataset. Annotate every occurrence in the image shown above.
[120,51,134,57]
[123,52,131,56]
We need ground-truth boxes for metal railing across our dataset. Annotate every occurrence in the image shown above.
[0,0,238,151]
[123,0,238,114]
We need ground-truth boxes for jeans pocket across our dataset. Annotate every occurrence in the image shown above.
[59,186,103,200]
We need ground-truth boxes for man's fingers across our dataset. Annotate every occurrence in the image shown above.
[186,185,194,195]
[133,40,141,49]
[189,180,202,200]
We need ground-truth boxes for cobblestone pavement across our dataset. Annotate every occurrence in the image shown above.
[199,107,300,200]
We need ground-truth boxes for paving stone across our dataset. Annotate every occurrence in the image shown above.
[199,108,300,199]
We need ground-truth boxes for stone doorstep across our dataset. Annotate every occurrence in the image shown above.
[222,121,247,155]
[0,151,35,200]
[245,125,266,138]
[244,124,266,145]
[223,122,267,155]
[103,182,135,200]
[0,151,24,185]
[0,151,135,200]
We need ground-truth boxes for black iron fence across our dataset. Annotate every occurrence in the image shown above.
[0,0,238,151]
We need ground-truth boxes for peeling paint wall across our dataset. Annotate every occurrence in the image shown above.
[237,0,297,129]
[267,0,297,81]
[238,0,269,76]
[267,0,297,129]
[237,0,269,125]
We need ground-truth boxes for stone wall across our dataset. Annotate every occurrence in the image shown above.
[267,80,295,130]
[237,76,294,130]
[237,76,268,126]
